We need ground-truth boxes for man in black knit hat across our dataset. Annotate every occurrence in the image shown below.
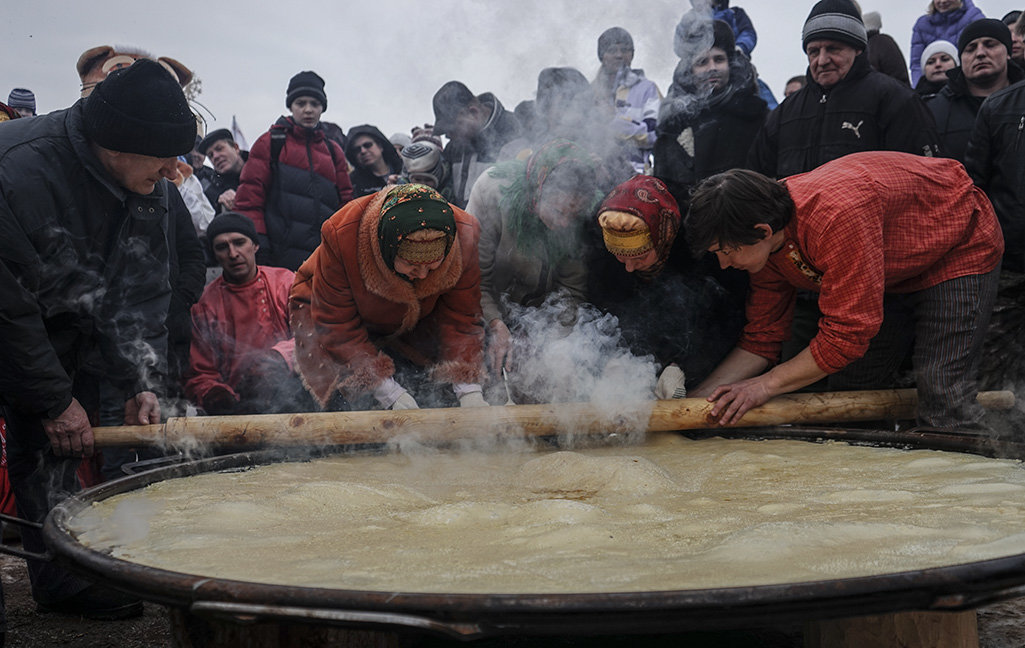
[749,0,940,178]
[0,58,196,622]
[928,19,1021,164]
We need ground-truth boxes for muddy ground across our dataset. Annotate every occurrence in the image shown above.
[2,546,1025,648]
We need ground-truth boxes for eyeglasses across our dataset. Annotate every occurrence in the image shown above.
[356,142,376,151]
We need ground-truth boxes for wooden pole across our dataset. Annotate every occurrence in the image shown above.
[91,389,1015,449]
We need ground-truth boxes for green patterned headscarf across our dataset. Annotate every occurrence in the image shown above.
[487,138,603,265]
[377,184,456,271]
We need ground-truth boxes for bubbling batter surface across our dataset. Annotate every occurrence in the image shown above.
[70,437,1025,593]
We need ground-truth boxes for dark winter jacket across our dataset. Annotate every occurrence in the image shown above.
[203,150,248,215]
[0,102,173,419]
[965,80,1025,273]
[235,116,354,271]
[443,93,521,208]
[867,30,911,86]
[928,65,1025,164]
[586,233,747,387]
[345,124,403,198]
[748,54,941,178]
[654,65,768,209]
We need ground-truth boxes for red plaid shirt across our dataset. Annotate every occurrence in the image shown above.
[741,152,1003,373]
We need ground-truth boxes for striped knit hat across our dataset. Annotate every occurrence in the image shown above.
[802,0,868,52]
[7,88,35,114]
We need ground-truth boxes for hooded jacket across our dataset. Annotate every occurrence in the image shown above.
[927,62,1025,164]
[0,102,174,418]
[748,54,941,179]
[910,0,986,85]
[289,191,484,406]
[345,124,404,199]
[235,115,354,270]
[442,92,521,208]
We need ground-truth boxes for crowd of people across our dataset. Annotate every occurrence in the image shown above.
[0,0,1024,636]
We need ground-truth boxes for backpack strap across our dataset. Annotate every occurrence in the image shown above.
[269,127,287,169]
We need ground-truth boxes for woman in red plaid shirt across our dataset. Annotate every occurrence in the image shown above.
[686,151,1003,429]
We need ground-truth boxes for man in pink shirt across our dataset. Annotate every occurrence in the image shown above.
[685,151,1002,429]
[185,213,311,415]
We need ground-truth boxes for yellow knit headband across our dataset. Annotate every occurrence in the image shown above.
[602,228,653,258]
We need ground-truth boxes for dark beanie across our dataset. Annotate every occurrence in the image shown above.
[958,18,1013,58]
[598,27,633,60]
[206,212,257,254]
[83,59,196,157]
[286,71,327,110]
[802,0,868,52]
[712,20,737,59]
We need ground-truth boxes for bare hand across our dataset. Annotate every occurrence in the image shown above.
[706,377,774,426]
[218,189,237,211]
[125,391,161,425]
[42,398,94,457]
[487,319,511,375]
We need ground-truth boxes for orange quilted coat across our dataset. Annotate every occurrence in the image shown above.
[289,190,485,406]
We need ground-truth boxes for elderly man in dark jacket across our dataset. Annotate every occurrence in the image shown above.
[748,0,940,178]
[0,60,196,620]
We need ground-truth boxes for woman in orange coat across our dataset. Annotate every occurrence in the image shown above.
[289,184,487,410]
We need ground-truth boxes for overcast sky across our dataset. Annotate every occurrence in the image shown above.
[5,0,1022,148]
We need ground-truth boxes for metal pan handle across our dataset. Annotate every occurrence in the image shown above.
[190,600,485,639]
[0,513,51,562]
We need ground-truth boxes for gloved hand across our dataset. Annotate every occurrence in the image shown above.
[202,385,239,415]
[654,364,687,400]
[373,377,418,409]
[458,391,489,408]
[391,391,420,410]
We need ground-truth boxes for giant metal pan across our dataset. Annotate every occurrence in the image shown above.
[42,426,1025,640]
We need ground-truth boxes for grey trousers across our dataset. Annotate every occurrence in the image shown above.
[827,267,1000,429]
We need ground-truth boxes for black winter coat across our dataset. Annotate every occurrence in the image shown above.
[586,233,747,388]
[966,80,1025,273]
[928,65,1025,165]
[0,102,174,418]
[653,86,768,209]
[748,54,940,178]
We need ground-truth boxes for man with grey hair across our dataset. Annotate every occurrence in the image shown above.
[749,0,939,178]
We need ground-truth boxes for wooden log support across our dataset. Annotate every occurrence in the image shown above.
[92,389,1015,450]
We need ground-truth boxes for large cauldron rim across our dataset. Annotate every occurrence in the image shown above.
[43,426,1025,635]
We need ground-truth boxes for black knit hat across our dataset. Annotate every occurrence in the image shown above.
[802,0,868,52]
[83,58,196,157]
[286,70,327,110]
[958,18,1013,58]
[597,27,634,60]
[206,212,257,255]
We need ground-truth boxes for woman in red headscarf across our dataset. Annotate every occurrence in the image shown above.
[589,175,747,399]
